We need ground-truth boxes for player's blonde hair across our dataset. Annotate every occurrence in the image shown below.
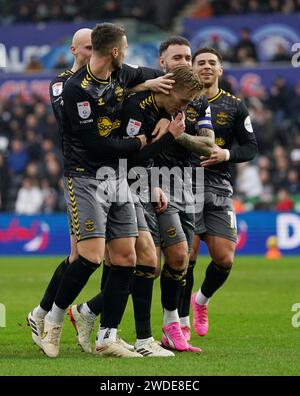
[170,65,203,94]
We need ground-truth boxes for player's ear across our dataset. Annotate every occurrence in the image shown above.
[112,47,118,58]
[218,65,223,78]
[70,45,76,56]
[159,56,165,69]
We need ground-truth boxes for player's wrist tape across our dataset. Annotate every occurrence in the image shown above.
[224,149,230,161]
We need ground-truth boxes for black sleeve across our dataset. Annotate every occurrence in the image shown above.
[229,101,258,163]
[120,95,151,139]
[122,64,164,89]
[49,76,64,125]
[120,94,175,164]
[129,132,176,165]
[62,83,141,159]
[81,131,141,159]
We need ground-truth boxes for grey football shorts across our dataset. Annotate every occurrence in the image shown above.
[157,205,195,252]
[142,202,161,246]
[195,191,237,243]
[66,207,74,236]
[135,200,149,232]
[63,176,138,242]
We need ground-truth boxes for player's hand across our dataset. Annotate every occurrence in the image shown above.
[145,73,175,95]
[168,111,186,139]
[151,118,171,143]
[136,134,147,149]
[153,187,168,214]
[200,144,226,166]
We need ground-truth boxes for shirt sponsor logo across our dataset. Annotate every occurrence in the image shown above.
[77,101,91,119]
[126,119,142,136]
[97,116,121,137]
[244,115,253,133]
[52,82,63,96]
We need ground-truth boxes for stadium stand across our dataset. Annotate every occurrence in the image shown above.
[0,0,299,213]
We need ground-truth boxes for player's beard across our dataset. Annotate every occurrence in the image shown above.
[203,81,214,89]
[112,56,122,71]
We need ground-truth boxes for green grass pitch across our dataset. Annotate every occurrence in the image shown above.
[0,256,300,376]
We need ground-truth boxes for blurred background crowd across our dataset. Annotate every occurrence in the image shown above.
[0,0,299,214]
[1,0,300,28]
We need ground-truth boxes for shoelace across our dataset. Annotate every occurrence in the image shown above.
[168,324,184,339]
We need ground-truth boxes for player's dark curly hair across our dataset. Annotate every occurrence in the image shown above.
[92,23,125,54]
[192,47,223,64]
[159,36,191,56]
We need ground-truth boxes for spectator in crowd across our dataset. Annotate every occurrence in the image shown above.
[52,55,70,71]
[0,152,9,211]
[287,169,300,195]
[191,0,214,18]
[276,189,294,211]
[290,135,300,168]
[271,43,291,63]
[7,138,29,175]
[235,162,263,199]
[234,27,258,64]
[15,177,44,215]
[25,56,44,73]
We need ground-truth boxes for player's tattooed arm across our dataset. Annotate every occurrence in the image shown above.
[196,127,215,140]
[176,129,214,156]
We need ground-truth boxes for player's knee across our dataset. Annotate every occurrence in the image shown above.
[167,250,189,271]
[137,250,157,268]
[214,252,234,270]
[111,250,137,266]
[154,265,161,278]
[190,247,198,262]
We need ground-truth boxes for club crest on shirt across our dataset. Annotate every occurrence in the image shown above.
[215,137,225,147]
[52,82,63,96]
[77,101,91,119]
[126,119,141,136]
[216,111,228,125]
[186,106,197,122]
[114,85,124,102]
[167,226,177,238]
[85,219,95,232]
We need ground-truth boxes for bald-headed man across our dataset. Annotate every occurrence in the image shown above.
[27,28,93,350]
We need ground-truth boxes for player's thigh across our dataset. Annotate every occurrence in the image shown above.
[203,193,237,267]
[178,210,195,253]
[106,200,138,266]
[136,230,157,268]
[63,176,109,263]
[158,206,187,250]
[203,193,237,243]
[143,202,161,249]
